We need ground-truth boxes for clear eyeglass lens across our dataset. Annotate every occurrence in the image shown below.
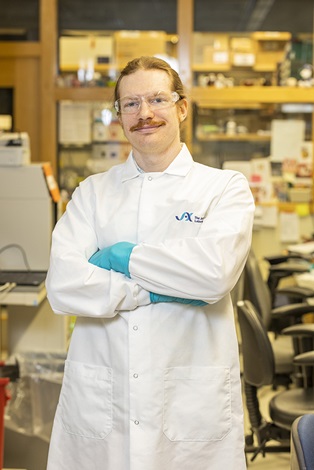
[115,91,180,114]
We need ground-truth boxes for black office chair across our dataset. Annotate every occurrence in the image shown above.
[263,252,312,306]
[291,414,314,470]
[244,250,314,333]
[243,250,314,387]
[237,299,314,462]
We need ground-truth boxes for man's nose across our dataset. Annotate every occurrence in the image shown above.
[138,99,154,118]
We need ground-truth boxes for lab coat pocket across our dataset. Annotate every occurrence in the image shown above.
[163,366,231,441]
[60,360,113,439]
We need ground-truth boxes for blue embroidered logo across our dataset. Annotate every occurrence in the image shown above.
[175,212,193,222]
[175,212,204,223]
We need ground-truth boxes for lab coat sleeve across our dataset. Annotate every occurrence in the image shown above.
[46,182,150,318]
[129,172,255,304]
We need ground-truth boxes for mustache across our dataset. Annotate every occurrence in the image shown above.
[130,120,166,132]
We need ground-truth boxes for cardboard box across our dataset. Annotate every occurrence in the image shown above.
[230,36,253,52]
[193,33,230,68]
[230,35,255,67]
[252,31,291,71]
[59,36,113,71]
[114,31,167,68]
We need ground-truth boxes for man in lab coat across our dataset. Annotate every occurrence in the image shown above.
[46,56,255,470]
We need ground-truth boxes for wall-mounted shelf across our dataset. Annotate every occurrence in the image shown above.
[54,86,314,105]
[59,63,119,73]
[55,87,114,102]
[192,64,231,72]
[196,132,271,142]
[192,86,314,105]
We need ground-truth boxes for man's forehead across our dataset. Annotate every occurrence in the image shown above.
[119,69,172,95]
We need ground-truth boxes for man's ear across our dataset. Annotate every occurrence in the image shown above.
[178,99,188,122]
[117,113,124,128]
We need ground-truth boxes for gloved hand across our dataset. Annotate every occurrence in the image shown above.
[89,242,136,278]
[150,292,207,306]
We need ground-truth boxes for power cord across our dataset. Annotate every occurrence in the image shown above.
[0,244,31,271]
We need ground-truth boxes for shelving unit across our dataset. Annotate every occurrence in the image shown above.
[191,86,314,104]
[196,133,271,142]
[52,82,303,105]
[189,86,314,158]
[189,84,314,213]
[55,87,114,102]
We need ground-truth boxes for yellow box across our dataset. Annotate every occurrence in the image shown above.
[229,35,255,67]
[114,31,167,68]
[252,31,291,71]
[59,36,113,71]
[230,36,254,52]
[192,33,230,71]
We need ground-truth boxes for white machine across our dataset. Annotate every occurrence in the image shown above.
[0,132,31,166]
[0,164,52,271]
[0,163,67,358]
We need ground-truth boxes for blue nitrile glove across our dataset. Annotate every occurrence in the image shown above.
[150,292,207,306]
[89,242,136,278]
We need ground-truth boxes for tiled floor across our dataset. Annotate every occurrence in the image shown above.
[247,453,290,469]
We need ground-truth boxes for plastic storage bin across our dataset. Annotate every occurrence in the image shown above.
[4,352,65,442]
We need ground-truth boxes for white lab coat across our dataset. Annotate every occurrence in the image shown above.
[46,144,255,470]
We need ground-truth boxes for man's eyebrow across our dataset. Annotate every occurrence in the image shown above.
[120,91,163,100]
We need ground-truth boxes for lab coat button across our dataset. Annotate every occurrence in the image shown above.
[133,373,138,378]
[133,325,138,331]
[148,176,153,181]
[134,420,139,425]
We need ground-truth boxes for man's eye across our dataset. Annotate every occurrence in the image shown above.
[124,100,139,109]
[151,96,166,105]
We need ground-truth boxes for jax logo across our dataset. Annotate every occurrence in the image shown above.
[175,212,204,223]
[176,212,193,222]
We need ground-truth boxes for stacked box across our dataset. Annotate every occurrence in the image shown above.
[114,31,167,69]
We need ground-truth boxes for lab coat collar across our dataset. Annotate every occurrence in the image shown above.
[121,144,193,182]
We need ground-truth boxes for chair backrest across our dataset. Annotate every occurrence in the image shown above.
[243,250,273,330]
[237,300,275,387]
[291,414,314,470]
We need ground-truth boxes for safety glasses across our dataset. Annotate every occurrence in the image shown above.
[114,91,181,114]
